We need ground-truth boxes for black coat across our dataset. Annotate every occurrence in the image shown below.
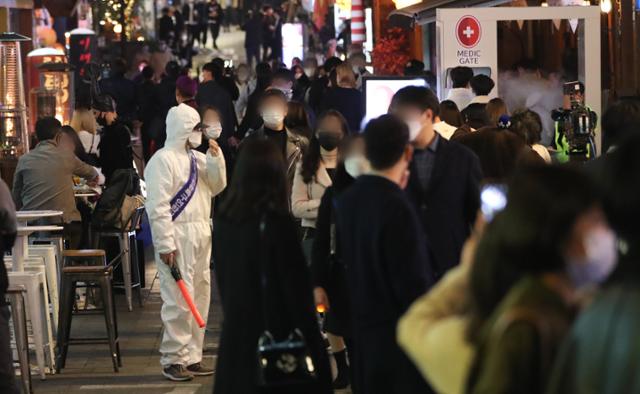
[336,175,434,394]
[195,80,237,141]
[406,137,482,278]
[243,14,262,48]
[237,87,265,138]
[320,87,365,133]
[99,75,137,122]
[213,212,332,394]
[98,120,133,182]
[158,15,174,42]
[310,176,353,336]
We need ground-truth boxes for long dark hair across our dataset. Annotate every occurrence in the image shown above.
[467,165,599,343]
[457,127,530,181]
[300,110,349,184]
[284,101,311,139]
[219,139,289,221]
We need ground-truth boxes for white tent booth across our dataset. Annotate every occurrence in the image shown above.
[435,6,602,150]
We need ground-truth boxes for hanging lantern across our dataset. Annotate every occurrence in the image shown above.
[0,33,31,158]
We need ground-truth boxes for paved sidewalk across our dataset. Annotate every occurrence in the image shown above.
[32,259,220,394]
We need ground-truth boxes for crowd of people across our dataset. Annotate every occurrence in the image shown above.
[3,39,640,394]
[158,0,291,68]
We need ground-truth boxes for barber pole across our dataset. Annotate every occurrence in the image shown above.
[351,0,366,45]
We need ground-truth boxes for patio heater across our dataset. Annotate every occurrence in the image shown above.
[0,33,31,158]
[29,62,75,126]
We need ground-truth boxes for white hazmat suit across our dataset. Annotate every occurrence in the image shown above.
[145,103,226,367]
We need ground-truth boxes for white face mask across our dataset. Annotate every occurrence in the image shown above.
[188,131,202,147]
[303,67,316,77]
[566,226,618,288]
[205,122,222,140]
[262,110,285,129]
[406,119,423,141]
[276,87,293,101]
[344,155,371,178]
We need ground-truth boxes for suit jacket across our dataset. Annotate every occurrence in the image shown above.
[336,175,434,394]
[406,136,482,278]
[195,80,237,141]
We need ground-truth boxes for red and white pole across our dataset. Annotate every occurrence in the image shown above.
[351,0,366,46]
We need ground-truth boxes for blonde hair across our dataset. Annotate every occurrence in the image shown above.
[336,63,356,89]
[70,108,97,134]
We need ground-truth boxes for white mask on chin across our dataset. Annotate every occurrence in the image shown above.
[566,226,618,288]
[188,131,202,147]
[406,119,423,141]
[344,155,371,178]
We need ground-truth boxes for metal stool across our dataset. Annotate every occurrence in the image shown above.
[6,286,32,394]
[7,269,55,379]
[93,207,145,311]
[56,250,121,373]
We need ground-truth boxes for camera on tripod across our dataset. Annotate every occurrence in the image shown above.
[552,81,598,161]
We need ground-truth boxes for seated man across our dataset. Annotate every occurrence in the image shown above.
[12,117,99,248]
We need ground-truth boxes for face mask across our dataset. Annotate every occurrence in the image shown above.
[344,154,371,178]
[262,110,285,129]
[96,116,108,127]
[303,67,316,77]
[406,119,423,141]
[317,131,341,151]
[205,122,222,140]
[352,65,360,75]
[566,226,618,288]
[276,87,293,101]
[188,131,202,147]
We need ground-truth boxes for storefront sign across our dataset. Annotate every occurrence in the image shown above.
[69,28,97,80]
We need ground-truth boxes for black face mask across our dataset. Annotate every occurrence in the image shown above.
[96,116,108,127]
[317,132,341,151]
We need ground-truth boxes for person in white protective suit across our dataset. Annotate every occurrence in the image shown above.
[145,103,227,381]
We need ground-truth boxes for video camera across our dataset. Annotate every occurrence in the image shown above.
[551,81,598,161]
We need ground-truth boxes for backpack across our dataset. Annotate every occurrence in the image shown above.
[92,169,144,230]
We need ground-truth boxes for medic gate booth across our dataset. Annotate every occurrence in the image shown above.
[436,6,602,151]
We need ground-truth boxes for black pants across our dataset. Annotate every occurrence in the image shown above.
[0,305,19,394]
[209,24,220,48]
[187,24,198,47]
[246,45,260,67]
[63,221,85,250]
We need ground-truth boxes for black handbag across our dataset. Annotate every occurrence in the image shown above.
[255,216,317,387]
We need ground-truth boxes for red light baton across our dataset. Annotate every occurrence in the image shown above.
[170,266,206,328]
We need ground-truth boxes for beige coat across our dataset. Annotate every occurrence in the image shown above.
[291,162,332,228]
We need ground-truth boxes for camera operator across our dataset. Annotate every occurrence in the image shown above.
[552,81,598,163]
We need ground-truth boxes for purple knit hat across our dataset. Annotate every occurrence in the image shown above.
[176,75,198,98]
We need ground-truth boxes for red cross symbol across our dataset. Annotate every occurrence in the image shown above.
[456,16,482,48]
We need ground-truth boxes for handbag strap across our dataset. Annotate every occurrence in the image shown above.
[258,214,272,332]
[330,197,338,256]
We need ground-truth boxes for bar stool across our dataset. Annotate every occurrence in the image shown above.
[5,254,59,338]
[7,270,54,379]
[27,245,60,333]
[93,207,145,311]
[57,250,121,373]
[6,286,32,394]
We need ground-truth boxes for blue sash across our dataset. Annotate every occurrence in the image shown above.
[170,151,198,221]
